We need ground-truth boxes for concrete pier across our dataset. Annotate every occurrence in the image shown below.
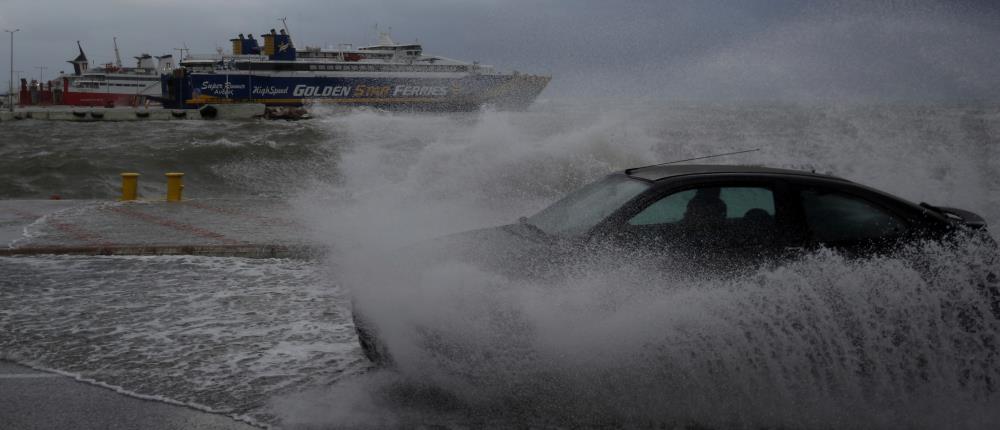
[0,104,267,122]
[0,199,324,259]
[0,198,324,429]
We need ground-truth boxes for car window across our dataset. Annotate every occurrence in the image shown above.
[800,189,906,243]
[528,175,649,237]
[629,186,775,226]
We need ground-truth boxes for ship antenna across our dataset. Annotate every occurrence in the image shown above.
[113,36,123,68]
[278,17,294,47]
[624,148,760,174]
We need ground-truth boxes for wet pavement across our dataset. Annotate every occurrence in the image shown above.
[0,199,336,428]
[0,199,323,258]
[0,361,258,430]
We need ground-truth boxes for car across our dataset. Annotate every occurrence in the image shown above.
[353,164,995,365]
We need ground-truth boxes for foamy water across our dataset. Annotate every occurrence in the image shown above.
[0,255,361,426]
[291,103,1000,428]
[1,102,998,428]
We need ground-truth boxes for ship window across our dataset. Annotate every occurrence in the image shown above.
[310,65,317,70]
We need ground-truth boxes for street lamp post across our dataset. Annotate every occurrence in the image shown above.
[4,28,19,112]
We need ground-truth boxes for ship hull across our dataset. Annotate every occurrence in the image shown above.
[61,91,147,107]
[161,72,549,111]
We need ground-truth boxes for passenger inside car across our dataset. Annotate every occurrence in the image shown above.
[681,188,727,226]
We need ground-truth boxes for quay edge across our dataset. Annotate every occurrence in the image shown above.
[0,104,266,122]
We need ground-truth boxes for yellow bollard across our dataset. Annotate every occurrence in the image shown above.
[120,173,139,201]
[165,172,184,202]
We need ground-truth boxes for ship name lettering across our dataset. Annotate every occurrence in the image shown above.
[293,85,352,97]
[392,85,448,97]
[252,86,290,96]
[353,85,391,98]
[200,81,246,96]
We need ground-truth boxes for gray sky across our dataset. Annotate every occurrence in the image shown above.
[2,0,999,101]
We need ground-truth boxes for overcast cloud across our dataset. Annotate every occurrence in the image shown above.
[1,0,999,101]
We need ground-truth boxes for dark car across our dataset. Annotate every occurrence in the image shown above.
[354,164,995,365]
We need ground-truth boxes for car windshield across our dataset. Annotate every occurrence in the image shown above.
[526,175,649,237]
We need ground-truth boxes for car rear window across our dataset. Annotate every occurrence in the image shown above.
[800,189,906,243]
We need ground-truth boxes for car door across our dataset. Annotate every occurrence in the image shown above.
[790,183,911,257]
[607,177,798,272]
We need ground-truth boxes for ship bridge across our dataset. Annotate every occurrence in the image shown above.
[358,32,422,57]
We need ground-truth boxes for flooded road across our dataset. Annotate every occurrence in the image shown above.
[2,102,999,428]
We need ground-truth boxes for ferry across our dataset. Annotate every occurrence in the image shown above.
[161,28,550,111]
[17,41,170,107]
[58,40,169,107]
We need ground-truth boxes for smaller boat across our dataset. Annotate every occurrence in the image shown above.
[51,40,169,107]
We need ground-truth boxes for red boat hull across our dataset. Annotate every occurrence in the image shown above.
[60,91,145,107]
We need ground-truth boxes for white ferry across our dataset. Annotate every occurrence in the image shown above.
[161,28,550,111]
[59,41,170,107]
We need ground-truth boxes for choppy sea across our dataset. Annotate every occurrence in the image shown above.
[1,101,999,428]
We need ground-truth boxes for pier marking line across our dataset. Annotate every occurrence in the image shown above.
[47,221,119,247]
[106,206,244,246]
[183,201,304,228]
[8,208,118,247]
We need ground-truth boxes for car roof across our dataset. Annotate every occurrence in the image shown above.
[624,164,850,183]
